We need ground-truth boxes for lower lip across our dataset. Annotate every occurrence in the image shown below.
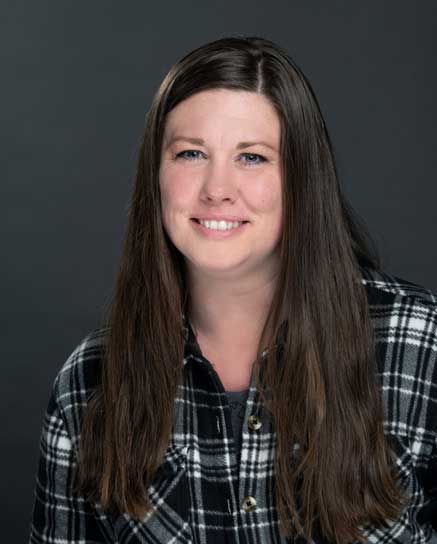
[190,219,249,239]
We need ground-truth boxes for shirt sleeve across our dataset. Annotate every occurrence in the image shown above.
[28,383,113,543]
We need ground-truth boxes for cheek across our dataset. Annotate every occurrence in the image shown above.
[159,170,194,215]
[244,177,282,214]
[244,177,283,242]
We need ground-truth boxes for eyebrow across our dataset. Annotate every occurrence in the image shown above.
[164,135,278,152]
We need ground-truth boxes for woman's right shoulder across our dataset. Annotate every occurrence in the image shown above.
[49,326,110,439]
[55,326,109,395]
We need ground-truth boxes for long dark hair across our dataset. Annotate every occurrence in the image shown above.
[74,36,407,543]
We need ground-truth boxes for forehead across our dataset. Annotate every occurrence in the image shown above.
[163,89,281,144]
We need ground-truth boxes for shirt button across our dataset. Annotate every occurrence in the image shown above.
[241,496,257,512]
[247,414,262,431]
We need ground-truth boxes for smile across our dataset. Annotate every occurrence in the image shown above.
[197,219,243,231]
[190,218,249,238]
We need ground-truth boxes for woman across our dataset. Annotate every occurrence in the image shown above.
[29,36,437,543]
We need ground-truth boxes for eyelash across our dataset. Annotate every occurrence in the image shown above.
[174,150,267,166]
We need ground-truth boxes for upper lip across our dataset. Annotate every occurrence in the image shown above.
[192,215,249,222]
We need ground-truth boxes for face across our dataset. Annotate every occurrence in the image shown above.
[159,89,283,281]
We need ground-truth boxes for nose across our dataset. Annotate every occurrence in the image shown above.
[199,158,238,203]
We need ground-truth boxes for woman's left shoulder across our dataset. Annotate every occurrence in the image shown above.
[359,265,437,310]
[359,265,437,372]
[360,266,437,445]
[359,266,437,353]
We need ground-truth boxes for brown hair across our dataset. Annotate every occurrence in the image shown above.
[74,36,407,543]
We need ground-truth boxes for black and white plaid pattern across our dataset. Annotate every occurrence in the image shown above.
[29,266,437,542]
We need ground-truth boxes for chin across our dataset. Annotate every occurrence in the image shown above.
[189,257,249,275]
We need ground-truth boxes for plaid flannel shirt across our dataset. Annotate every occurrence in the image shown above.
[29,266,437,543]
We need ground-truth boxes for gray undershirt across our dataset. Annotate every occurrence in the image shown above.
[226,389,249,464]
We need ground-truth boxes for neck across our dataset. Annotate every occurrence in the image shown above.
[186,266,278,345]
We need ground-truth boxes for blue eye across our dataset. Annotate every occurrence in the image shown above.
[175,150,204,161]
[239,153,266,166]
[174,150,267,166]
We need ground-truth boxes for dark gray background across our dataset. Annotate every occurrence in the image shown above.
[2,1,436,539]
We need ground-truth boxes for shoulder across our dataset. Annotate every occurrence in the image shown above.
[359,265,437,344]
[50,326,109,444]
[359,265,437,359]
[359,265,437,309]
[54,326,108,397]
[359,265,437,365]
[359,266,437,441]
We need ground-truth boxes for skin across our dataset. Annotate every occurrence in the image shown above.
[159,89,283,391]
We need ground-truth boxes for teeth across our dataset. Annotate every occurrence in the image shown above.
[199,219,243,231]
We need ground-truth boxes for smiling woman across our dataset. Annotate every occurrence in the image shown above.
[159,89,282,290]
[29,36,437,544]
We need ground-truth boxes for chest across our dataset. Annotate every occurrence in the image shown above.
[94,362,434,543]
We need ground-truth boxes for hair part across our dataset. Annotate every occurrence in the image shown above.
[74,36,407,543]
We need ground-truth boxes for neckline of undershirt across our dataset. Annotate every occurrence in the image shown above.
[226,389,249,396]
